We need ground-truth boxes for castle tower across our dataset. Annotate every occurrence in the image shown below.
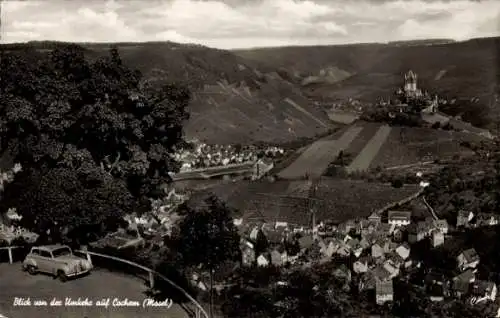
[404,70,418,94]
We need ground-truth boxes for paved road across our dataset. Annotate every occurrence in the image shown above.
[0,264,189,318]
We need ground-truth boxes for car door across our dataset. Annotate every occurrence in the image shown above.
[37,250,53,274]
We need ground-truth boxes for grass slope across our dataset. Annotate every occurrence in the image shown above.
[2,41,333,145]
[234,37,500,130]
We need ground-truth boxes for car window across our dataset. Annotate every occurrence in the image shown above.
[39,250,52,258]
[31,249,40,255]
[52,248,72,258]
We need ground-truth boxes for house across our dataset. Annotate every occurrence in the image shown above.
[319,239,339,258]
[387,211,412,226]
[434,219,449,234]
[373,265,392,282]
[475,213,500,227]
[383,260,400,278]
[240,239,256,266]
[257,254,270,267]
[431,229,445,247]
[249,226,262,241]
[368,212,382,225]
[338,220,356,234]
[263,228,287,246]
[392,227,404,242]
[428,283,446,302]
[359,237,370,250]
[359,272,376,291]
[471,281,497,304]
[452,269,476,297]
[372,243,385,259]
[346,238,360,250]
[353,257,370,274]
[336,244,351,257]
[383,241,398,254]
[376,279,394,305]
[457,210,474,228]
[407,222,430,244]
[270,249,287,266]
[395,243,411,260]
[377,223,395,236]
[457,248,480,271]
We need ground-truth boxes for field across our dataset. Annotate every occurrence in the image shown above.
[277,125,363,179]
[327,111,359,124]
[346,125,392,173]
[277,120,488,176]
[369,127,481,168]
[337,122,380,161]
[187,179,420,225]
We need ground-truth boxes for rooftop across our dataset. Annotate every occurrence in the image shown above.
[388,210,411,221]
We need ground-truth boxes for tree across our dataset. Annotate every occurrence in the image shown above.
[0,166,133,245]
[174,195,241,317]
[0,44,190,240]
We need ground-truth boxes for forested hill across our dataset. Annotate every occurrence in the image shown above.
[2,41,333,145]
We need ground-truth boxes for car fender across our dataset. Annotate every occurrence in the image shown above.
[53,262,70,275]
[23,258,37,269]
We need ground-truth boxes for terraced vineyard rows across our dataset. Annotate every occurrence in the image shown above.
[189,179,421,225]
[346,124,391,173]
[278,125,363,179]
[340,122,381,164]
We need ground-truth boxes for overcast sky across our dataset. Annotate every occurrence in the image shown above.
[1,0,499,49]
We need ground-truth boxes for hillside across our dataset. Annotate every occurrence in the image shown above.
[2,41,333,145]
[187,178,420,225]
[234,37,500,130]
[275,120,487,179]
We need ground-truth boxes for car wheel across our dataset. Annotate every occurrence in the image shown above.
[27,265,37,275]
[57,271,67,283]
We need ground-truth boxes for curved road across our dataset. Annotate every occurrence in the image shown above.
[0,264,189,318]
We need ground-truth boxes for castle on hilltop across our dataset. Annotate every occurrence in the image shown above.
[392,70,438,114]
[403,70,423,98]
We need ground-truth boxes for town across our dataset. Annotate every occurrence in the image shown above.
[1,3,500,317]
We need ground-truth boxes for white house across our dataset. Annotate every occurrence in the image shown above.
[431,230,445,247]
[395,243,411,260]
[376,279,394,305]
[387,211,411,226]
[257,254,269,267]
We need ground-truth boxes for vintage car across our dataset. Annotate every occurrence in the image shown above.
[22,245,93,282]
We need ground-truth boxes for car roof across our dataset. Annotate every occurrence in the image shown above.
[33,244,70,252]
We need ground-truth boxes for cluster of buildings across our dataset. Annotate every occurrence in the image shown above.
[234,204,500,308]
[173,142,284,172]
[386,70,439,115]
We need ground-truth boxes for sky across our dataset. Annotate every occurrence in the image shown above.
[1,0,499,49]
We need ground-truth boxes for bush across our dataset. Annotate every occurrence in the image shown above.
[391,178,404,188]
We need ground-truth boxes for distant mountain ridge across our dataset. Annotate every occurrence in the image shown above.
[234,36,500,132]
